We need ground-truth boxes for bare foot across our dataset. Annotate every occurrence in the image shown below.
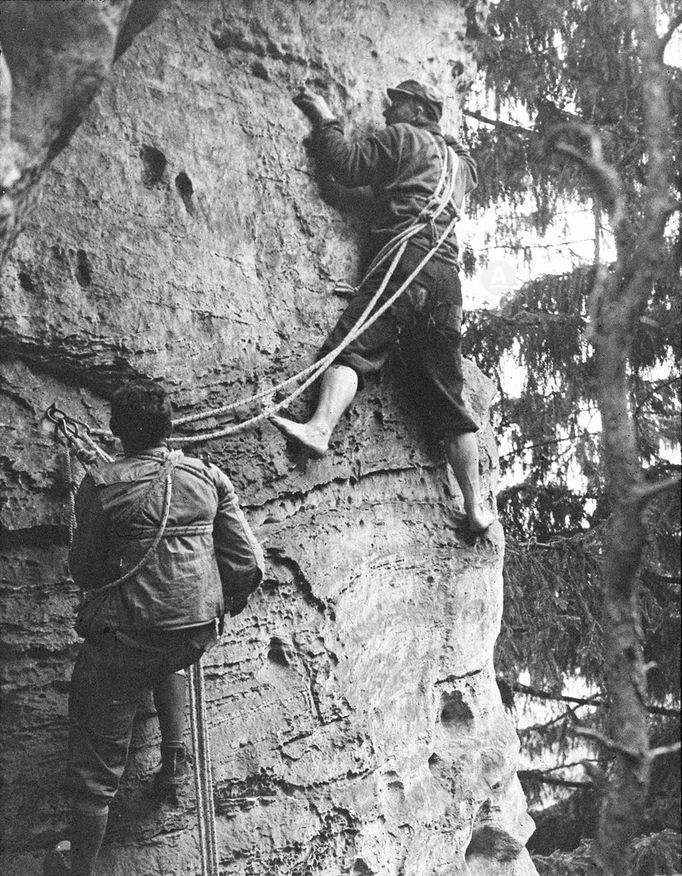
[467,504,496,534]
[270,415,330,458]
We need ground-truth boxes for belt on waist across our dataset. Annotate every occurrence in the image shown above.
[125,523,214,537]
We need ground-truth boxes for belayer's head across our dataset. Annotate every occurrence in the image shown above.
[110,380,173,454]
[384,79,443,127]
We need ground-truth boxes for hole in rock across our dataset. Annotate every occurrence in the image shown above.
[139,145,167,187]
[251,60,270,81]
[175,171,194,213]
[18,270,36,292]
[440,690,474,726]
[352,860,375,875]
[76,249,92,287]
[267,637,289,667]
[466,825,524,864]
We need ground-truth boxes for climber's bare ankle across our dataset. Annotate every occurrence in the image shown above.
[467,503,495,534]
[270,415,331,458]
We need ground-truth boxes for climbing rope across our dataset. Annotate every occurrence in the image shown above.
[188,658,220,876]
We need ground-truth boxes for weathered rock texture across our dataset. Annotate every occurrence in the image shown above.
[0,1,537,874]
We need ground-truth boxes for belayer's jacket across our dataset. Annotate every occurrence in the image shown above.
[69,445,264,632]
[312,116,478,265]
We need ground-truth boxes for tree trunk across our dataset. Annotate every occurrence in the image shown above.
[589,2,676,871]
[594,313,651,874]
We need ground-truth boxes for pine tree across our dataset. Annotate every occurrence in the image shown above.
[460,1,681,872]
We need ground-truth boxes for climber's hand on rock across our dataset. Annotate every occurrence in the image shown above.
[293,87,334,124]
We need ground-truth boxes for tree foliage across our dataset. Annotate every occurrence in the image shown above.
[460,0,682,863]
[464,0,682,240]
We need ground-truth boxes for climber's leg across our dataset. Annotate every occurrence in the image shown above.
[44,811,108,876]
[401,257,495,533]
[271,364,358,457]
[444,430,495,533]
[60,639,139,876]
[154,671,186,747]
[70,810,109,876]
[271,274,399,456]
[153,672,191,789]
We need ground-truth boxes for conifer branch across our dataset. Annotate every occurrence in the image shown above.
[519,769,593,790]
[649,741,681,759]
[574,727,642,761]
[628,476,681,508]
[462,108,533,136]
[509,680,678,717]
[519,705,585,733]
[634,375,682,415]
[498,432,601,460]
[546,123,626,240]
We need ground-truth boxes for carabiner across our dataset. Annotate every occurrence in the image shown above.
[45,403,92,436]
[46,402,67,425]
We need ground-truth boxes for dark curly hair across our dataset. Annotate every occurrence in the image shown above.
[109,381,173,451]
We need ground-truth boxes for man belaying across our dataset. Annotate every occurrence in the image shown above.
[46,381,264,876]
[271,80,495,533]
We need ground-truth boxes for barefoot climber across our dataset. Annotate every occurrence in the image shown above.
[272,80,495,532]
[46,381,264,876]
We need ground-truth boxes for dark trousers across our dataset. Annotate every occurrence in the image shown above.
[68,625,213,814]
[320,244,479,435]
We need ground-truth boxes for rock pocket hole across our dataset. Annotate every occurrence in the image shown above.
[76,249,92,287]
[267,637,289,667]
[440,690,474,727]
[18,270,36,292]
[466,825,524,864]
[175,171,194,213]
[140,145,167,187]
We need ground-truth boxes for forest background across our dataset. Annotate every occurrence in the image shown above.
[459,1,681,874]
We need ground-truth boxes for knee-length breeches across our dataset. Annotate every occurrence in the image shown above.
[319,245,479,435]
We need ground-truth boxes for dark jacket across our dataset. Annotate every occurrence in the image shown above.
[313,117,477,264]
[69,446,264,631]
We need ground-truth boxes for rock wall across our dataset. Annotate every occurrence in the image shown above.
[0,1,537,874]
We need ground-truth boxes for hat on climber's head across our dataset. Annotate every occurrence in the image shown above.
[386,79,443,122]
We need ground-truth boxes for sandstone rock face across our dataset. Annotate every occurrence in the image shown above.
[0,0,168,259]
[0,2,537,874]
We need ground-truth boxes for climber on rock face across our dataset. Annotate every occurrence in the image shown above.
[45,381,264,876]
[271,79,495,533]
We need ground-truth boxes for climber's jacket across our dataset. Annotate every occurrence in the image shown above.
[69,446,264,631]
[312,116,477,266]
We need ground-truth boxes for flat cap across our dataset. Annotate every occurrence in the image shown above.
[386,79,443,121]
